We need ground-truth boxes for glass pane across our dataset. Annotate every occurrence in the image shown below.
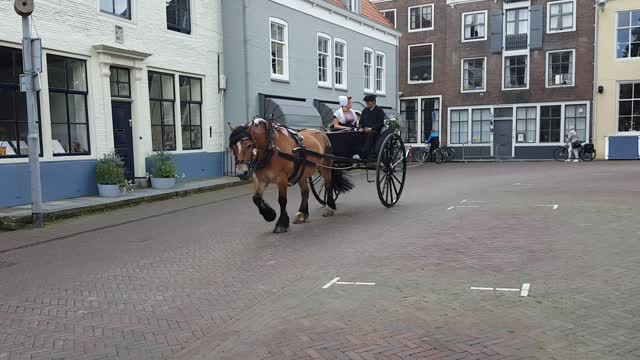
[51,124,69,154]
[163,126,176,150]
[179,77,190,101]
[118,83,130,97]
[162,75,174,99]
[109,67,117,82]
[47,56,67,89]
[182,128,191,149]
[167,4,177,27]
[270,23,278,41]
[67,94,87,124]
[190,78,201,101]
[150,101,162,125]
[162,102,174,125]
[620,84,633,99]
[619,101,632,116]
[177,8,191,31]
[114,0,129,17]
[494,107,513,118]
[619,12,631,27]
[632,11,640,26]
[69,124,88,153]
[619,117,632,132]
[100,0,113,13]
[0,47,16,84]
[190,104,201,125]
[181,103,189,125]
[66,59,87,91]
[49,93,68,124]
[632,28,640,42]
[191,126,202,149]
[634,116,640,131]
[0,123,17,155]
[149,72,162,98]
[118,68,129,83]
[0,89,13,121]
[152,126,162,151]
[110,81,118,96]
[635,83,640,98]
[634,101,640,116]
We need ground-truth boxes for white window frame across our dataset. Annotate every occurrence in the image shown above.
[407,43,434,84]
[502,51,529,91]
[615,10,640,61]
[616,81,640,135]
[460,57,487,93]
[505,7,529,36]
[363,47,374,93]
[269,17,289,81]
[334,38,348,90]
[375,51,386,95]
[317,33,332,88]
[399,95,442,144]
[461,10,488,42]
[379,9,397,29]
[545,49,575,88]
[408,4,434,33]
[546,0,576,34]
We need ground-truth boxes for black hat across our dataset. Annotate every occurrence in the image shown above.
[363,94,377,102]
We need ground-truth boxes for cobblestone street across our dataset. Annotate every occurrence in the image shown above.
[1,162,639,360]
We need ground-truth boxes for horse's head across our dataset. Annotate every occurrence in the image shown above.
[228,120,270,180]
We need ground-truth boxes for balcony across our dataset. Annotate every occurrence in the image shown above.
[505,33,528,51]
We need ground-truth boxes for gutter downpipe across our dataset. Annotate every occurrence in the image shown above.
[242,0,250,121]
[592,1,599,148]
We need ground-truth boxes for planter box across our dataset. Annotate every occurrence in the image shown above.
[151,177,176,189]
[97,184,124,197]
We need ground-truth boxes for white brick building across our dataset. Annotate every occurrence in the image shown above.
[0,0,224,207]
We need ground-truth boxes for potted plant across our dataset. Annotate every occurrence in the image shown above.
[149,150,178,189]
[385,115,401,133]
[96,152,127,197]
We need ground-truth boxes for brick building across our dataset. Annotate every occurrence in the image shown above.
[373,0,595,159]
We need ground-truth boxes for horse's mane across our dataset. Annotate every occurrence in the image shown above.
[229,125,250,145]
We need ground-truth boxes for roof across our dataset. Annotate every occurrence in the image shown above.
[324,0,395,28]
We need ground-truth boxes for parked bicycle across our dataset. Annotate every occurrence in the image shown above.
[553,142,596,162]
[439,145,456,162]
[415,144,445,164]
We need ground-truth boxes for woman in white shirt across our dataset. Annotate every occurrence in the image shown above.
[332,96,357,130]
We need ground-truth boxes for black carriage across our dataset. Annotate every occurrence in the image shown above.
[308,127,407,208]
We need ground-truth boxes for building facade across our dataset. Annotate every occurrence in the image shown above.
[372,0,595,159]
[222,0,400,132]
[0,0,224,208]
[594,0,640,160]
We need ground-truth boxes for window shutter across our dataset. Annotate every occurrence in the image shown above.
[490,10,503,54]
[529,5,543,49]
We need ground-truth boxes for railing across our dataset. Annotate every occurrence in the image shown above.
[505,34,528,51]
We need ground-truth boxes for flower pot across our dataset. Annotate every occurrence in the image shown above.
[97,184,124,197]
[151,177,176,189]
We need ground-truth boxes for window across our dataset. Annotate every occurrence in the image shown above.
[380,9,396,28]
[166,0,190,34]
[504,55,528,89]
[317,34,332,87]
[547,50,574,87]
[616,11,640,59]
[48,55,90,156]
[618,82,640,132]
[565,104,587,141]
[540,105,561,143]
[462,11,487,41]
[109,67,130,98]
[409,4,433,32]
[179,76,202,150]
[100,0,130,19]
[516,107,536,143]
[349,0,361,13]
[421,98,440,141]
[450,110,469,144]
[461,58,485,92]
[471,109,491,144]
[400,100,418,143]
[506,8,529,35]
[547,0,575,33]
[334,40,347,90]
[149,71,176,151]
[408,44,433,83]
[270,18,289,81]
[364,48,374,92]
[0,46,41,158]
[375,52,385,94]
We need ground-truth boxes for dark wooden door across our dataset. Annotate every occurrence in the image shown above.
[493,120,513,158]
[111,101,134,180]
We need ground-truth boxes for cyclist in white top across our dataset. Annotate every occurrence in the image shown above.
[332,96,357,130]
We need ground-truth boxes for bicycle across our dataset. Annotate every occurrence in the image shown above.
[439,145,456,162]
[553,142,596,162]
[416,144,444,164]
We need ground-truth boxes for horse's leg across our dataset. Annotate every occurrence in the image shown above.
[294,177,310,224]
[273,179,290,233]
[320,165,335,217]
[253,177,276,222]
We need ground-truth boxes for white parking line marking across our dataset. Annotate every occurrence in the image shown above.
[470,284,531,296]
[520,283,531,297]
[470,287,495,291]
[495,288,520,292]
[460,200,487,203]
[322,277,341,289]
[447,206,455,211]
[533,205,559,210]
[323,277,376,289]
[448,206,480,210]
[512,183,534,186]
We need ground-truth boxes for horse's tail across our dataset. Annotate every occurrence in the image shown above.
[331,169,354,194]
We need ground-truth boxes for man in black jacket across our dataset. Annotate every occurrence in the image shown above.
[355,95,386,160]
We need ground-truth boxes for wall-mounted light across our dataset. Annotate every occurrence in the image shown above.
[597,0,607,10]
[598,85,604,94]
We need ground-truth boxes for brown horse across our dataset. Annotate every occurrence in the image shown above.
[228,119,354,233]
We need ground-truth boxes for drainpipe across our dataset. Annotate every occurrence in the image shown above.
[396,36,400,114]
[242,0,250,121]
[592,1,599,146]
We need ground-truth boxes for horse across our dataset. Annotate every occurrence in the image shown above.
[228,119,354,233]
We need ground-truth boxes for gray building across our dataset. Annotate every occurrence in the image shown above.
[222,0,400,131]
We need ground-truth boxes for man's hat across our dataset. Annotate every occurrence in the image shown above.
[363,94,377,102]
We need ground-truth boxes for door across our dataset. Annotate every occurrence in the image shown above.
[111,101,134,180]
[493,120,513,158]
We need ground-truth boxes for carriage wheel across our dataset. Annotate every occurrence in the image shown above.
[309,172,340,206]
[376,133,407,208]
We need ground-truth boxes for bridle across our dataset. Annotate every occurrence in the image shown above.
[231,121,274,170]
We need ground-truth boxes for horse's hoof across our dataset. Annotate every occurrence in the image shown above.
[273,224,290,233]
[293,212,308,224]
[322,209,334,217]
[261,208,277,222]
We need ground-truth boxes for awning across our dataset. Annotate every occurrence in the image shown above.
[261,96,323,129]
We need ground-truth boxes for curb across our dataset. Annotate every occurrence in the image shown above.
[0,179,252,231]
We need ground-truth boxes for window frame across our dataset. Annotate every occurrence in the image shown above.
[546,0,576,34]
[148,71,177,152]
[502,53,529,91]
[399,95,442,144]
[461,10,488,43]
[505,7,529,36]
[408,4,434,33]
[375,51,386,95]
[99,0,132,20]
[363,47,374,93]
[407,43,434,85]
[166,0,191,34]
[539,105,563,143]
[616,81,640,134]
[460,57,487,93]
[471,108,492,144]
[515,106,537,144]
[448,109,470,145]
[178,76,203,151]
[47,54,91,157]
[334,39,348,90]
[615,10,640,61]
[317,33,332,88]
[269,17,290,82]
[109,66,131,99]
[379,9,397,29]
[545,49,575,88]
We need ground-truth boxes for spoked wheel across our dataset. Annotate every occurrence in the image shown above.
[445,147,456,162]
[553,146,569,161]
[579,149,595,162]
[309,172,339,206]
[376,133,407,208]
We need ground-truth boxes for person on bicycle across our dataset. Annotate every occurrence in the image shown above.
[425,129,439,157]
[566,128,580,163]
